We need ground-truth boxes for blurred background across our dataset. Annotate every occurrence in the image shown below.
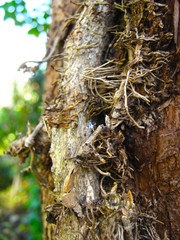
[0,0,51,239]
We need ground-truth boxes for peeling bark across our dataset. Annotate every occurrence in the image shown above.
[47,0,115,239]
[7,0,180,239]
[42,0,180,239]
[125,96,180,239]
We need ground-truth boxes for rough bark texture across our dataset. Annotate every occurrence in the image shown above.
[47,1,115,238]
[124,96,180,239]
[41,0,180,239]
[8,0,179,239]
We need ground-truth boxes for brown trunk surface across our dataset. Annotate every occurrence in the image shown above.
[8,0,179,239]
[41,0,180,239]
[124,96,180,239]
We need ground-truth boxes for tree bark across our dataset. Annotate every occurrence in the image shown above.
[44,1,117,239]
[8,0,179,239]
[42,0,180,239]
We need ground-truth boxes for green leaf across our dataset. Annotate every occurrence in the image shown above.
[0,2,16,9]
[4,11,16,21]
[43,12,49,19]
[0,0,50,36]
[43,23,50,32]
[28,28,40,37]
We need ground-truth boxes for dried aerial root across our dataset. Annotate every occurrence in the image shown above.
[82,188,164,240]
[83,0,174,129]
[43,1,175,238]
[43,92,86,128]
[75,124,131,184]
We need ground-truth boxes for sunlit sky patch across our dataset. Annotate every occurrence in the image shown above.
[0,0,50,106]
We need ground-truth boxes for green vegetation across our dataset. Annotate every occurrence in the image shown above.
[0,0,51,36]
[0,1,50,238]
[0,71,44,154]
[0,71,44,239]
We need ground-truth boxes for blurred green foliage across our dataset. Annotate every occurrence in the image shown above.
[22,176,43,240]
[0,168,42,240]
[0,1,51,238]
[0,70,44,239]
[0,70,44,155]
[0,0,51,36]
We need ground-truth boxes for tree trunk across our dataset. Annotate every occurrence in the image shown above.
[42,0,180,239]
[8,0,179,239]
